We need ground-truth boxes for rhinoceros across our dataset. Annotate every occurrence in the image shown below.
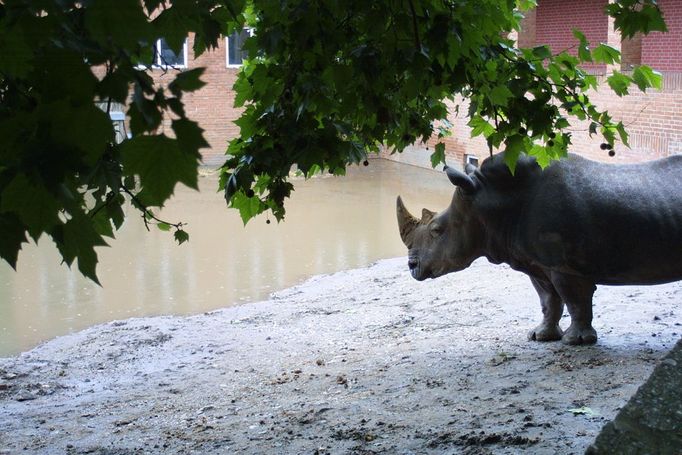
[397,152,682,345]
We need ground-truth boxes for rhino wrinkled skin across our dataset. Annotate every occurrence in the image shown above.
[397,153,682,345]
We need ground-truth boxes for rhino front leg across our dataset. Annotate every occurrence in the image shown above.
[528,276,564,342]
[550,272,597,345]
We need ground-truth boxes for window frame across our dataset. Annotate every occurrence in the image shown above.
[153,38,188,69]
[464,154,479,168]
[149,38,188,69]
[225,28,254,68]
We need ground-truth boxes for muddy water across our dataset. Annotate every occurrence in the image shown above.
[0,160,455,357]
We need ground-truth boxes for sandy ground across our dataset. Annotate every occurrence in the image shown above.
[1,258,680,454]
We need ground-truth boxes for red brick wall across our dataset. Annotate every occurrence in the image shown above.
[621,33,642,70]
[571,73,682,162]
[149,35,240,166]
[518,8,537,49]
[384,71,682,170]
[93,35,242,166]
[535,0,609,74]
[398,0,682,170]
[641,0,682,72]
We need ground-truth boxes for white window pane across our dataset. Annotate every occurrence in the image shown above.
[158,38,185,67]
[228,29,250,66]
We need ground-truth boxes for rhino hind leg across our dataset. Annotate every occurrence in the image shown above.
[549,272,598,345]
[528,276,564,342]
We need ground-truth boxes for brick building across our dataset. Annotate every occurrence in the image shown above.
[388,0,682,170]
[121,32,246,166]
[128,1,681,169]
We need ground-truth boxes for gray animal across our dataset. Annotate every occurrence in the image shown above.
[396,153,682,344]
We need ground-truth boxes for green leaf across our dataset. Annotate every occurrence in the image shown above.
[174,229,189,244]
[503,135,524,175]
[129,90,163,135]
[555,117,570,130]
[469,116,495,138]
[51,104,113,165]
[107,194,126,230]
[606,72,632,96]
[55,211,108,284]
[97,68,132,103]
[632,65,662,92]
[588,122,598,137]
[172,118,209,155]
[84,0,152,49]
[528,144,551,169]
[230,191,266,225]
[430,143,446,168]
[153,9,189,55]
[601,126,616,146]
[592,44,620,65]
[234,111,257,140]
[557,52,580,71]
[489,85,514,107]
[573,29,592,62]
[616,121,630,147]
[516,0,537,11]
[157,222,171,231]
[40,49,99,104]
[64,215,107,284]
[608,2,667,40]
[90,207,115,239]
[572,29,586,43]
[531,45,552,60]
[0,213,28,269]
[0,27,34,78]
[120,135,199,207]
[233,73,254,108]
[0,174,60,240]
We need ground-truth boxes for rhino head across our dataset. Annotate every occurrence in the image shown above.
[397,165,483,281]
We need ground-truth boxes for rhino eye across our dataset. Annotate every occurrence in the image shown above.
[430,223,443,237]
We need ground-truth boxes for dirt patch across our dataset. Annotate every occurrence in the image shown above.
[1,258,680,454]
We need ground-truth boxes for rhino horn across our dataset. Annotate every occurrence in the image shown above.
[444,166,478,194]
[396,196,419,245]
[421,208,436,224]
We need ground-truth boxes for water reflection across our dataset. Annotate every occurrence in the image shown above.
[0,160,455,356]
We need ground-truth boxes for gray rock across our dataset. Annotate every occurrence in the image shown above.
[587,338,682,455]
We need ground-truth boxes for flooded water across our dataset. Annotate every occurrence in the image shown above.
[0,160,455,357]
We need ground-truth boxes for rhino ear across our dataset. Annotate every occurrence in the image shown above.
[421,208,435,224]
[464,162,477,175]
[444,166,478,195]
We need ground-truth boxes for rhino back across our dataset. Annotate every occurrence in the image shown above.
[476,154,682,285]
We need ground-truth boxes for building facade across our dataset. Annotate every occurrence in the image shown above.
[391,0,682,170]
[127,1,682,169]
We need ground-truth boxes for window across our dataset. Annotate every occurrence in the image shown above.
[464,154,479,168]
[109,111,129,143]
[96,101,128,143]
[226,29,252,67]
[140,38,187,69]
[157,38,187,68]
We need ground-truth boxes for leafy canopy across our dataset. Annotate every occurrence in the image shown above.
[221,0,664,217]
[0,0,245,281]
[0,0,667,280]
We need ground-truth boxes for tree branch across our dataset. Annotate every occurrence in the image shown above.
[407,0,421,52]
[121,186,186,232]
